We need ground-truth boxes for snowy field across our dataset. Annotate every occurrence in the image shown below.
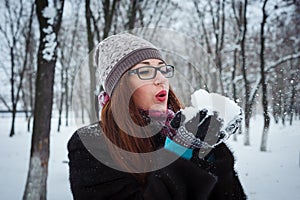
[0,114,300,199]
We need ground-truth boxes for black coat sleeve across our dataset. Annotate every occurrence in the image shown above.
[209,143,247,200]
[145,155,217,200]
[191,143,247,200]
[67,127,217,200]
[68,131,142,200]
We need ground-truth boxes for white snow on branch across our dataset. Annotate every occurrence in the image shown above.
[41,2,60,62]
[43,26,53,34]
[249,75,261,102]
[265,52,300,73]
[42,5,57,26]
[248,52,300,104]
[42,26,57,62]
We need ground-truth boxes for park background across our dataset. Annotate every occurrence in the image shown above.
[0,0,299,199]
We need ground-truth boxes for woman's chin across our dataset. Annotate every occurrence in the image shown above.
[149,104,167,113]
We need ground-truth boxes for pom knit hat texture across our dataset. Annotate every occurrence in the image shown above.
[95,33,164,96]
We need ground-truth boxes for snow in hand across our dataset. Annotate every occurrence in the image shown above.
[182,89,243,144]
[0,113,300,199]
[191,89,242,125]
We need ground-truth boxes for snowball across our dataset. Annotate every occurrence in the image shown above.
[191,89,242,125]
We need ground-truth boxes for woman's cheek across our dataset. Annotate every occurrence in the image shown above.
[132,87,152,109]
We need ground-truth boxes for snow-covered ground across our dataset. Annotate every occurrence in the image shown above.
[0,114,299,199]
[228,115,300,200]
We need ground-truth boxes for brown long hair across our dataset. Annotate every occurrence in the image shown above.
[101,74,182,182]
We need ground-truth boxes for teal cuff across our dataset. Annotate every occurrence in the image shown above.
[164,137,193,160]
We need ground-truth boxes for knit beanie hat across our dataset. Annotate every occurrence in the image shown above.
[95,33,164,96]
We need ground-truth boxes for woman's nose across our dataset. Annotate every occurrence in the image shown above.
[154,71,168,85]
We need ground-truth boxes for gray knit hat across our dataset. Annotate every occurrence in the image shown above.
[95,33,164,96]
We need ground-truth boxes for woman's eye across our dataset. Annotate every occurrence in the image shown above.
[139,69,151,75]
[160,66,168,74]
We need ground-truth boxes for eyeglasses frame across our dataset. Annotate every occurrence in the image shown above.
[127,65,175,80]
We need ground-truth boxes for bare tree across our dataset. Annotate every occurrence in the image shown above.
[192,1,216,93]
[23,28,37,132]
[289,61,296,125]
[84,0,120,123]
[230,0,249,143]
[23,0,64,199]
[249,52,300,125]
[0,0,34,137]
[239,0,251,146]
[259,0,270,152]
[209,0,226,94]
[268,0,300,126]
[56,0,81,131]
[81,0,177,123]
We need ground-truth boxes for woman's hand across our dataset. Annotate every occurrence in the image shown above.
[170,109,225,148]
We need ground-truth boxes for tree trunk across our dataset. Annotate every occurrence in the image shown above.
[208,0,226,95]
[289,71,296,126]
[85,0,97,123]
[57,66,65,132]
[65,66,69,126]
[23,0,64,199]
[65,2,79,126]
[9,106,16,137]
[260,0,270,152]
[239,0,250,146]
[230,0,247,141]
[232,48,238,141]
[9,2,35,137]
[57,42,65,132]
[9,45,16,137]
[28,40,35,132]
[126,0,138,30]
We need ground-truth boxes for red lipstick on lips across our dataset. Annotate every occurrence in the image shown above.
[155,90,167,102]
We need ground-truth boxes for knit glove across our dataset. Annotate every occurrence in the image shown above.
[163,89,243,160]
[164,107,242,160]
[162,108,212,159]
[174,109,224,143]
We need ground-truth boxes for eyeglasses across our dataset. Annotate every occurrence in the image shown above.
[128,65,174,80]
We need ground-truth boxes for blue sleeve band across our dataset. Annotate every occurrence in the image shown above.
[164,137,193,160]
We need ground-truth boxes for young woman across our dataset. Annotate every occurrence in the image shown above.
[67,33,247,199]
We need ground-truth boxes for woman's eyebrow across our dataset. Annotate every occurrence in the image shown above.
[139,61,151,65]
[139,61,165,65]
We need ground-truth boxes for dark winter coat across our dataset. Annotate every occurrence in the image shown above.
[67,122,247,200]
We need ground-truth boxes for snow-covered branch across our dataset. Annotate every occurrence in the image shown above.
[265,52,300,73]
[249,52,300,107]
[0,95,12,112]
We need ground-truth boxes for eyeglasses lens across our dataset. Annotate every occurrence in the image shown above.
[134,65,174,80]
